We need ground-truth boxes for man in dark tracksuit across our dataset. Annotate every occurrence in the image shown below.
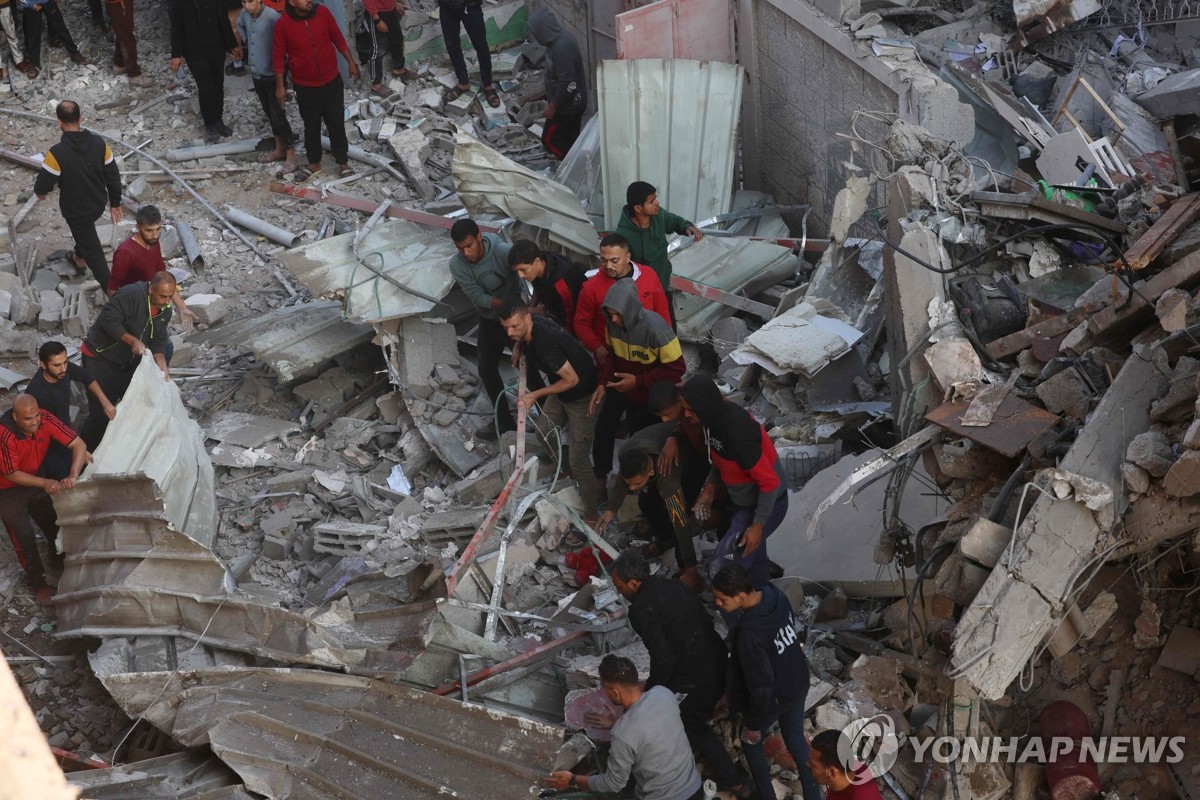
[601,423,702,580]
[78,272,176,450]
[170,0,237,143]
[507,239,588,337]
[34,101,122,291]
[610,550,751,797]
[713,565,821,800]
[527,7,586,158]
[681,373,788,586]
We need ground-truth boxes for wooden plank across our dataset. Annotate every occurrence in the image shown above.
[1089,249,1200,344]
[269,181,500,234]
[1121,192,1200,270]
[986,306,1096,360]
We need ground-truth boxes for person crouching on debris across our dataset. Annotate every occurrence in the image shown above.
[679,373,787,588]
[170,0,238,144]
[235,0,297,171]
[0,394,91,605]
[78,271,176,450]
[807,729,884,799]
[449,219,544,440]
[526,6,586,159]
[605,550,753,797]
[273,0,360,181]
[498,295,600,525]
[34,100,122,291]
[545,653,705,800]
[506,238,588,337]
[713,564,822,800]
[109,205,197,364]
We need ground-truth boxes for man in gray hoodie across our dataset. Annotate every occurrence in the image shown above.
[527,7,586,159]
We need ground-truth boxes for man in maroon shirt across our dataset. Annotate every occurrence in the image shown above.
[273,0,360,181]
[808,730,885,800]
[109,206,196,340]
[0,394,90,603]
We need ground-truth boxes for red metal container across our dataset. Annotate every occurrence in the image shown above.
[1040,700,1101,800]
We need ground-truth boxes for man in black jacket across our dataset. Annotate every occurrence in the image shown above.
[713,565,821,800]
[526,7,586,158]
[78,272,175,449]
[34,101,122,291]
[609,550,750,797]
[170,0,237,143]
[507,239,587,336]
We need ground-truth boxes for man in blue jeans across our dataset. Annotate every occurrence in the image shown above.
[713,565,822,800]
[436,0,500,108]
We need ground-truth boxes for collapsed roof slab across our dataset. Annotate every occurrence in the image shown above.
[189,301,374,383]
[67,751,248,799]
[950,346,1169,699]
[89,666,567,800]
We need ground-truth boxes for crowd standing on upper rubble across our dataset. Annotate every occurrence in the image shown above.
[0,3,881,797]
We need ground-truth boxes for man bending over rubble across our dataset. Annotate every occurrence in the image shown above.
[0,394,91,604]
[499,295,599,524]
[679,373,787,588]
[545,653,705,800]
[78,271,176,450]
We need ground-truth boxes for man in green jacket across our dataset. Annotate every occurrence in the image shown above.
[615,180,703,325]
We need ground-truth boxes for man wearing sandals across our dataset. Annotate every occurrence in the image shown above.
[235,0,296,171]
[437,0,500,110]
[527,7,586,159]
[358,0,413,98]
[273,0,360,182]
[34,100,122,291]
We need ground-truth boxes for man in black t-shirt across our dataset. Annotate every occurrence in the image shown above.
[499,295,600,522]
[26,341,115,479]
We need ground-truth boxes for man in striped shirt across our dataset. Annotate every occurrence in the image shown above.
[0,394,90,603]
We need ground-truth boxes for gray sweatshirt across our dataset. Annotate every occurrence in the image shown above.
[448,233,514,320]
[236,6,282,78]
[587,686,702,800]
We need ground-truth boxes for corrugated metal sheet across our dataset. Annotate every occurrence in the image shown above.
[615,0,735,62]
[670,235,795,341]
[453,132,599,257]
[277,220,458,324]
[598,59,745,229]
[88,667,566,800]
[68,751,249,798]
[189,301,374,383]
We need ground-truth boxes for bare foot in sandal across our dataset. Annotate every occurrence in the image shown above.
[258,151,287,164]
[443,82,471,104]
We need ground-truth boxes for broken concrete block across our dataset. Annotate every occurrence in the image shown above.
[1126,430,1174,477]
[266,469,313,493]
[262,533,293,561]
[185,293,229,325]
[444,89,476,116]
[1121,461,1151,494]
[0,328,38,356]
[0,290,11,319]
[0,272,21,295]
[33,268,61,292]
[1036,367,1091,419]
[61,288,90,339]
[845,655,916,713]
[448,459,503,504]
[1157,625,1200,676]
[313,522,387,556]
[1156,288,1192,332]
[1184,417,1200,450]
[433,363,458,385]
[1164,449,1200,497]
[959,518,1012,568]
[1150,356,1200,421]
[815,587,848,621]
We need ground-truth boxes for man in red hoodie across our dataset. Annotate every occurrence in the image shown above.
[273,0,360,181]
[574,233,670,365]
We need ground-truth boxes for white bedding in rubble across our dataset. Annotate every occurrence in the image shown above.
[730,301,863,377]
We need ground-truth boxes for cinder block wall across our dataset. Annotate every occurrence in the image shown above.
[746,0,901,237]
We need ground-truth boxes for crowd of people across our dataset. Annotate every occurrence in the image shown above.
[0,7,887,797]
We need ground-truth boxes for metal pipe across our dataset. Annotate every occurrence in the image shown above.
[165,139,260,162]
[225,205,301,247]
[173,220,204,268]
[320,136,431,198]
[0,108,269,261]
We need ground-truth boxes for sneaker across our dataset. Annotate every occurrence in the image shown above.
[370,85,394,99]
[215,121,232,137]
[128,74,153,87]
[20,62,39,79]
[70,52,88,65]
[224,62,246,76]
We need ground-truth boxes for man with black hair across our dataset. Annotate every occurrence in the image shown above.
[680,373,787,586]
[507,238,587,336]
[648,379,712,511]
[545,653,704,800]
[713,564,821,800]
[0,394,90,604]
[574,233,670,364]
[78,272,176,449]
[616,180,703,297]
[27,341,115,479]
[449,220,543,438]
[600,423,700,582]
[34,100,122,291]
[809,730,884,799]
[605,550,749,797]
[498,295,599,521]
[170,0,238,143]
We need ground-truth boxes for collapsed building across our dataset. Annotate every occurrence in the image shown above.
[1,0,1200,797]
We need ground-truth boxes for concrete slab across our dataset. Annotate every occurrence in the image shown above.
[772,448,942,596]
[204,411,299,448]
